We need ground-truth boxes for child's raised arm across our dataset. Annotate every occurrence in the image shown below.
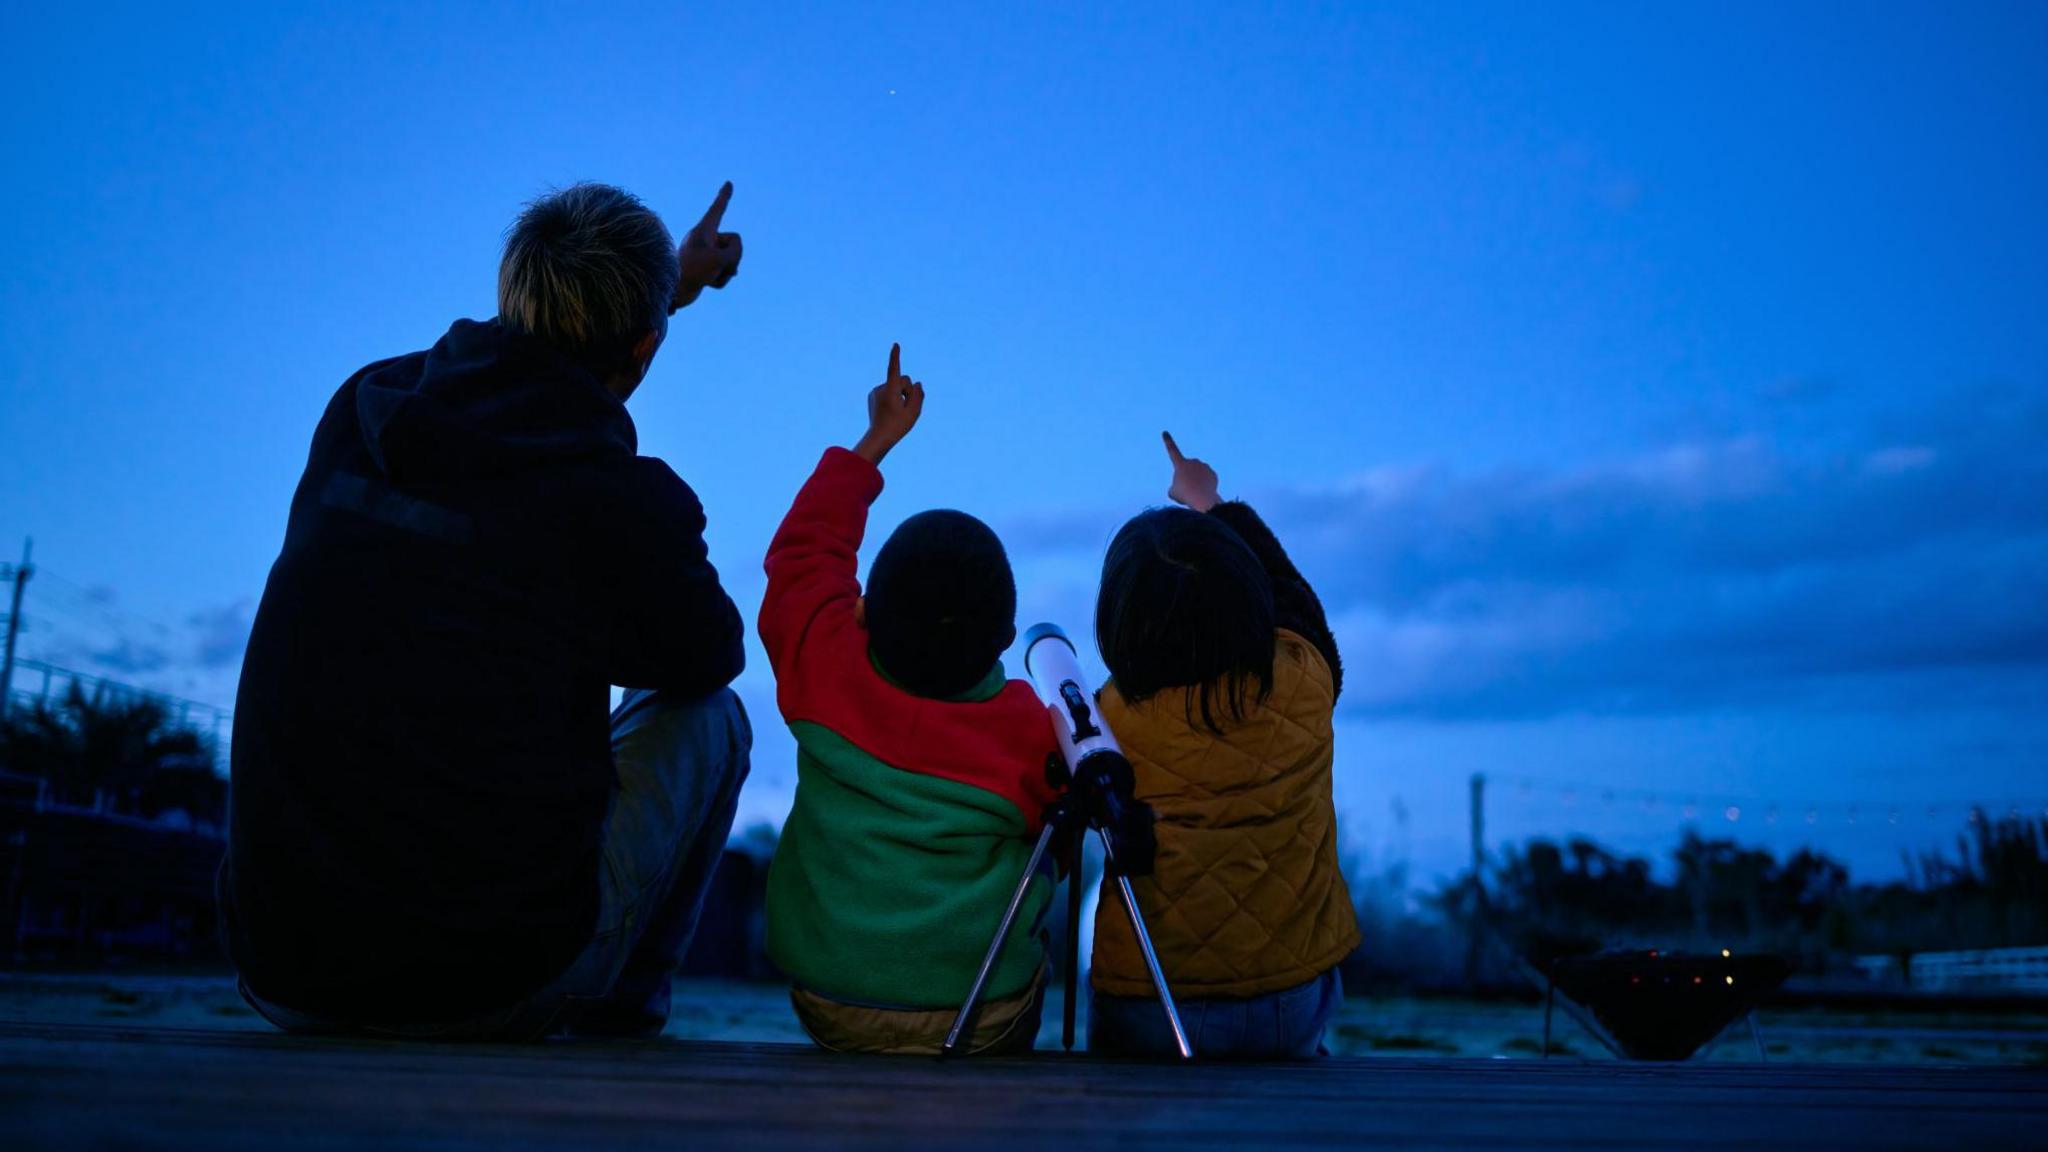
[758,346,926,680]
[1163,431,1345,699]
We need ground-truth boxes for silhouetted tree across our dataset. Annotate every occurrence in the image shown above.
[0,682,222,825]
[1853,813,2048,954]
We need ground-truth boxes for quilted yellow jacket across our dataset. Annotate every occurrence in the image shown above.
[1090,627,1360,999]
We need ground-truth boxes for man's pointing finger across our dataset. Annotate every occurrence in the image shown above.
[697,181,734,233]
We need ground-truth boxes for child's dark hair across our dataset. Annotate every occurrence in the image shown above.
[1095,507,1275,732]
[866,510,1018,698]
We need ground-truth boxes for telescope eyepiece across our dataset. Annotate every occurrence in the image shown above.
[1068,748,1157,877]
[1058,682,1101,739]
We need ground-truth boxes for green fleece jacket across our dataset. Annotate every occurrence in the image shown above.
[759,448,1059,1008]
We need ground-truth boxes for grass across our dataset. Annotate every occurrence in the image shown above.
[1502,1036,1579,1057]
[1363,1032,1459,1054]
[8,977,2048,1065]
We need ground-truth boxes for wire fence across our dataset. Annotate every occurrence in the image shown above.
[2,658,232,773]
[1463,769,2048,898]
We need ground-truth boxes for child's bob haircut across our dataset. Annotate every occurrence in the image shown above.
[865,509,1018,698]
[1095,507,1276,732]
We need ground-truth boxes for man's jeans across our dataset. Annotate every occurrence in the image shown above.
[233,687,752,1041]
[1088,968,1342,1059]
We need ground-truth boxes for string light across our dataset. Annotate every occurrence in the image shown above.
[1484,775,2048,835]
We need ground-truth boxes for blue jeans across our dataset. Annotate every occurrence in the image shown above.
[1089,968,1342,1059]
[235,687,752,1041]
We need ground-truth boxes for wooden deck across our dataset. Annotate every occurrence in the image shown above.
[4,1020,2044,1150]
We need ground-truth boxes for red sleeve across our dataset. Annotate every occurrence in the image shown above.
[758,447,884,708]
[756,448,1060,830]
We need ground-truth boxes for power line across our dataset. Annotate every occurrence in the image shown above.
[9,562,239,716]
[32,566,186,642]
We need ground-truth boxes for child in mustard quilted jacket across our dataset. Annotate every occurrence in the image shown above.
[1086,432,1359,1059]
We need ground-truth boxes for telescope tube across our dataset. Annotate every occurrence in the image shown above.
[1022,622,1122,769]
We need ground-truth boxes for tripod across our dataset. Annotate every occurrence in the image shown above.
[942,710,1193,1058]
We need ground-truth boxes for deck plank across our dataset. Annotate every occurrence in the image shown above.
[4,1021,2044,1150]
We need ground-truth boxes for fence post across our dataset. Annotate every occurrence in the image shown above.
[1466,773,1486,988]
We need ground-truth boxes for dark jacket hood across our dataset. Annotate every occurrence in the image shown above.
[355,318,638,483]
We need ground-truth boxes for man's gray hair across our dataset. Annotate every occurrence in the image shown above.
[498,183,679,369]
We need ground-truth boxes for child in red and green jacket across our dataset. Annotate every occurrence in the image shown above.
[760,345,1059,1055]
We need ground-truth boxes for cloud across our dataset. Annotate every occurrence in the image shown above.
[1003,385,2048,721]
[87,639,173,675]
[187,602,253,669]
[24,593,252,713]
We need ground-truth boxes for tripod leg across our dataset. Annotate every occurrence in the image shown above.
[1062,828,1083,1050]
[1098,828,1193,1059]
[943,823,1057,1056]
[1543,976,1554,1059]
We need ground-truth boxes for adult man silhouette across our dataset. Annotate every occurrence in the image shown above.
[224,182,750,1039]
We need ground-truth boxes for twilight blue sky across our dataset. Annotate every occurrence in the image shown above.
[2,2,2044,881]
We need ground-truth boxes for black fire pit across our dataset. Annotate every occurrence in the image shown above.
[1545,950,1791,1061]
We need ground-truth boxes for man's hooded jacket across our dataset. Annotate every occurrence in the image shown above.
[228,319,743,1022]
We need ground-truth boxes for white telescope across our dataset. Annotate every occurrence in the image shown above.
[1021,622,1129,796]
[949,621,1190,1058]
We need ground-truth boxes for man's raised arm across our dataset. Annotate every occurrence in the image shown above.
[671,181,744,313]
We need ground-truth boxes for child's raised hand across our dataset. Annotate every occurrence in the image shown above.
[1163,431,1221,512]
[853,343,926,465]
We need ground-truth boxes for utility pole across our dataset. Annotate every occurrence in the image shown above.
[1465,772,1486,988]
[0,539,30,722]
